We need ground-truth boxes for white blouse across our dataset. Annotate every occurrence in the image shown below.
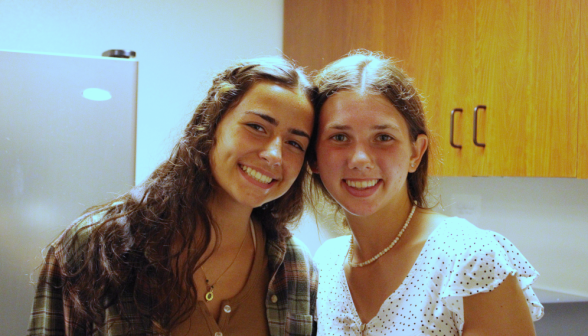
[315,217,544,335]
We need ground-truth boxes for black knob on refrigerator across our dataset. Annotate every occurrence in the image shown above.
[102,50,136,58]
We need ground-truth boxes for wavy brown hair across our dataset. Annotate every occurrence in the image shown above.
[308,50,432,216]
[50,56,314,334]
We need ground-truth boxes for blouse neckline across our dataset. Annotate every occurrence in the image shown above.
[338,219,450,326]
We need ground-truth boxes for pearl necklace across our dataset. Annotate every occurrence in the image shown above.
[347,204,417,268]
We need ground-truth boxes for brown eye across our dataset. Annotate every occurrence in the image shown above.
[377,134,393,142]
[247,123,265,132]
[288,140,304,151]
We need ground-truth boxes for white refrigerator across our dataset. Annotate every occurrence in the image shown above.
[0,50,138,334]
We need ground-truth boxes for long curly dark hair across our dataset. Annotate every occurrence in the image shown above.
[50,56,314,334]
[308,50,433,214]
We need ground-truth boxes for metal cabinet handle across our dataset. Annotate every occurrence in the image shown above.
[473,105,486,147]
[450,108,463,148]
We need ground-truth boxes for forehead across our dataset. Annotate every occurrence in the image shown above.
[224,81,314,131]
[319,90,406,127]
[239,81,299,105]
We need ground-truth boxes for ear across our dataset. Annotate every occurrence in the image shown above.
[409,134,428,173]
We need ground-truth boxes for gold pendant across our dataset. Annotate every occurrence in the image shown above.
[205,288,214,302]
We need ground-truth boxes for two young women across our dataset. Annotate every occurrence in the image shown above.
[28,51,543,336]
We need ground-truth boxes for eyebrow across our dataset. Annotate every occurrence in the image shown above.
[247,111,278,126]
[327,124,351,131]
[289,128,311,139]
[327,124,401,131]
[246,111,310,139]
[373,124,401,131]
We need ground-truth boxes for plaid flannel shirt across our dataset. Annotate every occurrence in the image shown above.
[27,218,318,336]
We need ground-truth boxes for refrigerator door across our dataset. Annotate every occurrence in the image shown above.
[0,50,137,334]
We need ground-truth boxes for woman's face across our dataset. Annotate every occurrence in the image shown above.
[314,90,426,217]
[210,81,314,210]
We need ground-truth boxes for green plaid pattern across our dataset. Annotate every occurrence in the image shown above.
[27,220,318,336]
[266,236,318,336]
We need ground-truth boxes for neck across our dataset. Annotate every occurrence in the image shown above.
[206,193,254,251]
[346,198,415,259]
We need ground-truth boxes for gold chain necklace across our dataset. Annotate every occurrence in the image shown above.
[347,204,416,268]
[201,219,251,302]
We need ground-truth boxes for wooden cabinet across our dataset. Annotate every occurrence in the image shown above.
[474,0,579,177]
[580,0,588,179]
[284,0,584,177]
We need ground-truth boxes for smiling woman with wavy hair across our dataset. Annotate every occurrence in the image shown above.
[28,56,318,336]
[309,50,543,336]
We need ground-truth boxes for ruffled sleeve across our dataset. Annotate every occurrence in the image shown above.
[438,221,544,332]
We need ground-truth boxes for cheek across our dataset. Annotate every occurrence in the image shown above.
[209,139,230,168]
[212,129,244,164]
[315,145,335,173]
[209,145,220,172]
[388,160,409,184]
[283,153,305,180]
[316,156,341,189]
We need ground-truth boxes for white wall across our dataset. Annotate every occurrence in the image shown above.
[432,177,588,301]
[0,0,284,185]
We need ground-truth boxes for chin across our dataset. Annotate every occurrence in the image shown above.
[341,203,380,218]
[242,192,283,210]
[242,198,269,209]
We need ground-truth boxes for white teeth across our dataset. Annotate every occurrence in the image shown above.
[241,165,272,184]
[345,179,378,189]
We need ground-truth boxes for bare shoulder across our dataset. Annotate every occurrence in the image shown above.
[463,275,536,335]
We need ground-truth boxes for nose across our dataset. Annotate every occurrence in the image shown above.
[349,143,374,170]
[260,137,282,167]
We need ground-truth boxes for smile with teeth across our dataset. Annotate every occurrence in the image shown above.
[345,179,379,189]
[241,165,273,184]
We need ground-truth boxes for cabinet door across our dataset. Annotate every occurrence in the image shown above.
[474,0,579,177]
[390,0,475,176]
[284,0,393,71]
[579,0,588,179]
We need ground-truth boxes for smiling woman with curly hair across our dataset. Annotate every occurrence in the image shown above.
[27,56,318,336]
